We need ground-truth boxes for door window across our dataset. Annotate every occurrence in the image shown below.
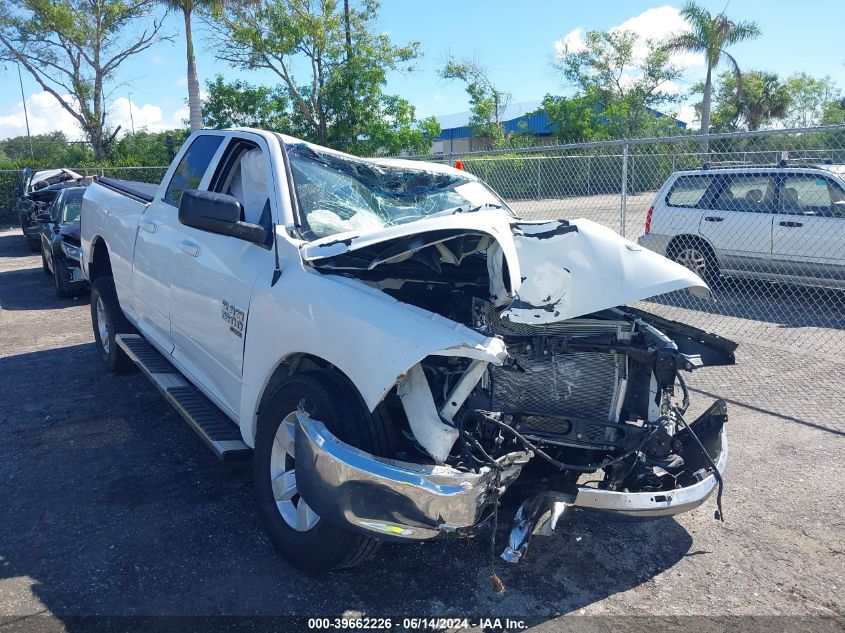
[781,174,845,217]
[210,140,271,225]
[163,135,224,207]
[711,174,776,213]
[666,175,714,208]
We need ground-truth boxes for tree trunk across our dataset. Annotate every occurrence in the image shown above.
[700,65,713,155]
[185,8,203,131]
[344,0,355,150]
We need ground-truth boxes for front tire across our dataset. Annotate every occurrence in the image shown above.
[669,236,719,285]
[53,257,73,298]
[254,371,396,573]
[90,276,135,372]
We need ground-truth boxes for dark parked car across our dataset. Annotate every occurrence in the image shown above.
[15,167,85,251]
[38,187,88,297]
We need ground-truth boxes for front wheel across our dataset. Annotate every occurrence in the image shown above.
[254,371,397,573]
[53,257,73,298]
[90,276,135,372]
[669,238,719,285]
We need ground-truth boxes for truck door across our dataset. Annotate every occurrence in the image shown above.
[168,137,277,417]
[131,134,225,353]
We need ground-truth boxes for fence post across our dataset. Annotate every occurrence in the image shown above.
[620,142,628,237]
[586,155,592,196]
[537,159,541,200]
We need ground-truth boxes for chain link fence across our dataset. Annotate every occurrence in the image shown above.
[2,125,843,421]
[0,165,168,227]
[406,125,845,423]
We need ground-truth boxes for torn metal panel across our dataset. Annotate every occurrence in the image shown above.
[397,363,460,463]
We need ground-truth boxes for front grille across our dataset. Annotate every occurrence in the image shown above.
[490,352,627,423]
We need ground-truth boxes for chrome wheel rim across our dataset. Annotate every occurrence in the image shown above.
[675,247,707,276]
[96,296,110,354]
[269,411,319,532]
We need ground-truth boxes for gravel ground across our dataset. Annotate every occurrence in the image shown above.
[1,227,843,632]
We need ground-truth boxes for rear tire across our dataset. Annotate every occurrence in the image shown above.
[668,236,720,285]
[254,370,397,573]
[90,276,135,372]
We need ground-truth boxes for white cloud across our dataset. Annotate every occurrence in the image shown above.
[109,97,187,134]
[0,91,83,140]
[677,103,698,125]
[554,27,586,57]
[554,5,704,69]
[0,91,190,142]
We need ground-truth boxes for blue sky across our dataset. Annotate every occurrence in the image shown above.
[1,0,844,139]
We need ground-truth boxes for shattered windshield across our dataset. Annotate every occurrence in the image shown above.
[286,143,513,240]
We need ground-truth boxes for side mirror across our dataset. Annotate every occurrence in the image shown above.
[35,212,53,223]
[178,190,271,248]
[833,200,845,218]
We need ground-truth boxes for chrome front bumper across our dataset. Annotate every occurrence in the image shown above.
[572,425,727,517]
[294,414,530,541]
[295,404,728,541]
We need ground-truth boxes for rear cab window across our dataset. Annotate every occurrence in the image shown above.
[164,135,225,207]
[666,175,714,208]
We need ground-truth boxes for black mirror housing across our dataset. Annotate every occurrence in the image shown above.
[178,189,271,248]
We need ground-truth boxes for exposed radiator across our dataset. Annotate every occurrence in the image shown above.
[490,352,627,424]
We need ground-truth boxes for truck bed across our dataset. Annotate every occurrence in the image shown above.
[97,178,158,203]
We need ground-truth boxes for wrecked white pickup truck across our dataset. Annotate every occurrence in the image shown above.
[80,128,733,572]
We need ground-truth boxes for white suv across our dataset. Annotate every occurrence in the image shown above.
[638,163,845,289]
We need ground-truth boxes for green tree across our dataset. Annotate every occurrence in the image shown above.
[784,73,841,128]
[0,0,169,159]
[439,56,510,142]
[108,128,190,165]
[554,29,685,138]
[539,91,609,143]
[202,75,291,130]
[161,0,220,131]
[663,1,760,144]
[0,131,96,167]
[694,70,791,132]
[211,0,422,154]
[822,98,845,125]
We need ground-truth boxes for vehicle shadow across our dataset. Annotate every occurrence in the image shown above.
[0,343,693,624]
[0,265,88,311]
[647,277,845,331]
[0,231,33,258]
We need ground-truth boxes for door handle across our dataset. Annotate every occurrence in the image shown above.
[704,216,724,222]
[139,218,157,233]
[177,240,200,257]
[778,221,803,228]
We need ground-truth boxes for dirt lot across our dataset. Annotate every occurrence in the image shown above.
[1,227,843,631]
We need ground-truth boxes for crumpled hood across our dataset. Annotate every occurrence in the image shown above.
[301,211,710,323]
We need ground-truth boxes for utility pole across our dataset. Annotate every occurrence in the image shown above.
[128,93,136,134]
[17,64,34,159]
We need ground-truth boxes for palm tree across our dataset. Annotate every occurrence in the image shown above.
[163,0,216,131]
[664,2,760,150]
